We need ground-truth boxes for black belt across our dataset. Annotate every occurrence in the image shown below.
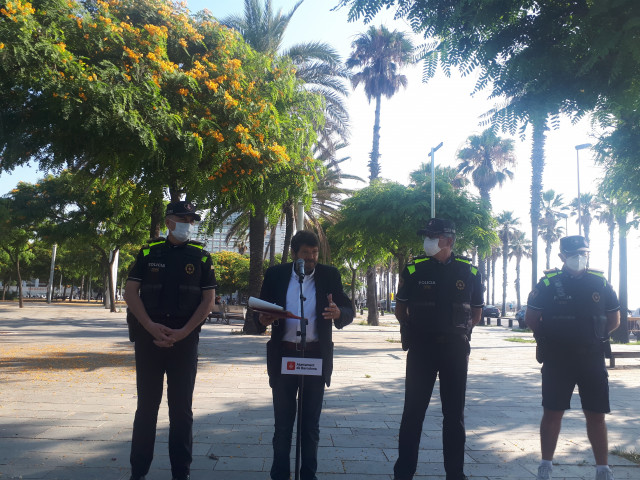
[428,334,468,344]
[281,341,322,354]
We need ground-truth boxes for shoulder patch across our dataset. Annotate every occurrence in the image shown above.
[543,268,560,275]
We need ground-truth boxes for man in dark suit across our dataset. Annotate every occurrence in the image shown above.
[257,230,354,480]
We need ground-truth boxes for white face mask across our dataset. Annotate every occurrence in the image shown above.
[169,221,192,242]
[565,254,588,273]
[423,237,442,256]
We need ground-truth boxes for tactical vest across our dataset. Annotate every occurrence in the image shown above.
[406,255,479,336]
[539,268,609,345]
[139,239,209,325]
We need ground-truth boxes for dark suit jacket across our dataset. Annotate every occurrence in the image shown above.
[258,262,354,387]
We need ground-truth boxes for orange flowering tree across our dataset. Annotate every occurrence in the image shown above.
[1,0,323,311]
[0,0,322,219]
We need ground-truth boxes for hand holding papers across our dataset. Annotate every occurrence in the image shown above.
[248,297,302,327]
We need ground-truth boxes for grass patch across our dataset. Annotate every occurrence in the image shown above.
[611,340,640,345]
[504,337,536,343]
[611,447,640,464]
[511,328,532,333]
[364,374,371,378]
[386,339,401,343]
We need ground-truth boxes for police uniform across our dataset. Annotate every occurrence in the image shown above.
[394,248,483,480]
[527,266,619,412]
[127,231,217,479]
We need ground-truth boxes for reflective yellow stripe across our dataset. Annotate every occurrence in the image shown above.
[143,249,150,257]
[455,258,471,264]
[543,278,550,286]
[201,256,208,263]
[188,243,204,250]
[407,265,416,275]
[471,267,478,275]
[149,241,164,247]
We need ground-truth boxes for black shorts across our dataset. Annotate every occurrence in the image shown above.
[541,351,610,413]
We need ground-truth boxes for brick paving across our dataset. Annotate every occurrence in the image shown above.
[1,302,639,479]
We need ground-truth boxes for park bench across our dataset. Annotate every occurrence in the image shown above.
[207,304,246,325]
[608,350,640,368]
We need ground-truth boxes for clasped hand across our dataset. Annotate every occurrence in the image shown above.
[146,321,188,348]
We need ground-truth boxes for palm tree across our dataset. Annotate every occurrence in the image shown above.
[538,190,568,268]
[346,25,413,182]
[221,0,351,332]
[496,211,520,315]
[595,195,617,282]
[569,192,600,247]
[456,129,517,207]
[509,230,532,310]
[456,128,516,303]
[222,0,350,149]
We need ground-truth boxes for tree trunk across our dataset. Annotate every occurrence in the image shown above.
[107,250,119,313]
[69,282,74,302]
[350,266,357,314]
[268,225,277,267]
[369,94,382,182]
[282,201,294,263]
[149,188,165,240]
[485,255,491,306]
[515,256,522,310]
[502,236,508,315]
[545,240,552,270]
[491,255,497,305]
[530,113,547,290]
[244,205,266,334]
[366,265,378,326]
[607,223,615,283]
[611,212,629,343]
[16,258,23,308]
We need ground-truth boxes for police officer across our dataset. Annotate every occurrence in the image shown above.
[526,235,620,480]
[124,200,217,480]
[393,218,483,480]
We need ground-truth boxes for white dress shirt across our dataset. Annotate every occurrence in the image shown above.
[283,264,318,343]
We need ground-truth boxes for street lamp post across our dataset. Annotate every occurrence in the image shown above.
[430,142,443,218]
[575,143,592,236]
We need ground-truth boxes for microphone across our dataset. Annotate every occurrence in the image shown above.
[295,258,306,278]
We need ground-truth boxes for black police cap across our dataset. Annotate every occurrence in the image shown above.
[559,235,589,255]
[417,218,456,236]
[165,201,201,221]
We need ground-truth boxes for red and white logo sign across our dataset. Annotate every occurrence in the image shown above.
[287,361,296,370]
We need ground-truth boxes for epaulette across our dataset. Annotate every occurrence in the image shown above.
[587,268,607,285]
[406,256,430,274]
[543,268,561,276]
[454,255,478,275]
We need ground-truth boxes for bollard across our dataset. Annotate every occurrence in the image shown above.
[497,317,502,326]
[508,318,513,328]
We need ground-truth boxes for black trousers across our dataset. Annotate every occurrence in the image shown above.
[130,329,199,478]
[394,337,470,480]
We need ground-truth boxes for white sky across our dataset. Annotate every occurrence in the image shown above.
[2,0,638,308]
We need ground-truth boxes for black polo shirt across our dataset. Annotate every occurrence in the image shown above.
[397,253,483,336]
[527,267,619,345]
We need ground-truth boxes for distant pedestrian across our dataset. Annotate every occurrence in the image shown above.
[124,200,217,480]
[393,218,483,480]
[526,235,620,480]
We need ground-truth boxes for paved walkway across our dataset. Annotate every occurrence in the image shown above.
[1,302,639,480]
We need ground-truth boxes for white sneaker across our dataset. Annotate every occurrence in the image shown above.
[595,469,614,480]
[536,464,553,480]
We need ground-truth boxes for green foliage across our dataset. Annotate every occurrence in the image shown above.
[331,169,496,271]
[211,250,250,294]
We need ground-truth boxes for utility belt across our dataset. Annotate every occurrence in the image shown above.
[536,336,608,363]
